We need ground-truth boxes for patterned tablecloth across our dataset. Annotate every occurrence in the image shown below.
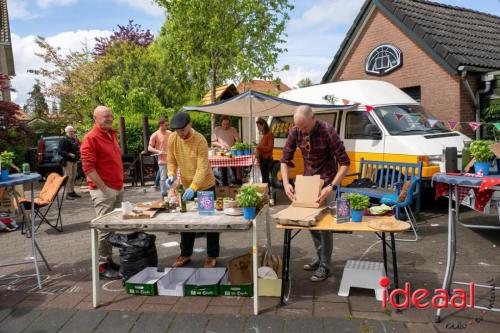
[209,155,258,168]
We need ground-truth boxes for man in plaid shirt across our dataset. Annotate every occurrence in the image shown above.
[280,105,350,281]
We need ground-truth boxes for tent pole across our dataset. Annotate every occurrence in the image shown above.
[249,92,255,182]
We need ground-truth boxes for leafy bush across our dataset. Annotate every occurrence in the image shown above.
[470,140,495,162]
[236,185,262,208]
[0,151,15,168]
[348,193,370,211]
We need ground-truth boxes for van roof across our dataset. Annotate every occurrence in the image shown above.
[279,80,418,107]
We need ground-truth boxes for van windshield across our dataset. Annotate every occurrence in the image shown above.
[374,105,449,135]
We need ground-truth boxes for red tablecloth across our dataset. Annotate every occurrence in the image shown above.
[209,155,258,168]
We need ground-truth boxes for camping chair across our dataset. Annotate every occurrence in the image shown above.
[380,177,420,242]
[20,173,68,233]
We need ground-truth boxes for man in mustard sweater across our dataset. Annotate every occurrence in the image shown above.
[166,112,219,268]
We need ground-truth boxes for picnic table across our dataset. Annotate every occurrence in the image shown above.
[89,204,270,315]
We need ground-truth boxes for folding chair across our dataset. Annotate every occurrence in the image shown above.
[20,173,69,233]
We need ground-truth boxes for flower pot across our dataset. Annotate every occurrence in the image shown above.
[351,209,364,222]
[242,207,256,220]
[244,149,251,155]
[0,169,9,181]
[474,161,490,176]
[237,150,244,156]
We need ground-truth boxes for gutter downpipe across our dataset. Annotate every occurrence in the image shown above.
[458,66,492,139]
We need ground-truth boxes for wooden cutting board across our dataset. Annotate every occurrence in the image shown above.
[136,200,167,210]
[122,209,159,220]
[367,220,411,232]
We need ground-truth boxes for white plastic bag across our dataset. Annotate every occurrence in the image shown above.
[249,164,262,184]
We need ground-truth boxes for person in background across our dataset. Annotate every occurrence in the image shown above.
[255,118,274,196]
[81,106,124,280]
[58,125,81,200]
[148,116,171,195]
[166,112,219,268]
[280,105,350,282]
[211,116,240,185]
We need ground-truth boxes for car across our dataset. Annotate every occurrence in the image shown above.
[37,136,64,179]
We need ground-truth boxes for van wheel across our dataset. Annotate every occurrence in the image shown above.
[271,163,284,189]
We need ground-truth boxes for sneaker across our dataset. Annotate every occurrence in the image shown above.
[99,263,121,280]
[66,195,75,200]
[310,266,330,282]
[303,260,320,271]
[72,192,82,198]
[107,260,120,272]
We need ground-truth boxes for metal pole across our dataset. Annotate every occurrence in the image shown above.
[142,117,149,153]
[119,117,127,155]
[249,92,255,181]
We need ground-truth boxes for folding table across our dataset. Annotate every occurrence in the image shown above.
[0,173,50,289]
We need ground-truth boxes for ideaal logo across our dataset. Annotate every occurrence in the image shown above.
[379,277,475,309]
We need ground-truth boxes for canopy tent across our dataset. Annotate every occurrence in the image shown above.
[183,90,353,118]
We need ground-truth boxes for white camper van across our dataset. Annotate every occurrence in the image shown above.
[268,80,470,188]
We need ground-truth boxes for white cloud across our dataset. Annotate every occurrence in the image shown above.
[8,0,35,19]
[113,0,164,17]
[10,30,111,106]
[36,0,77,8]
[290,0,364,31]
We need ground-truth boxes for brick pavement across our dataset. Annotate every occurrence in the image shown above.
[1,185,500,332]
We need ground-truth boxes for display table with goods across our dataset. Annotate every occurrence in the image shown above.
[89,192,270,315]
[432,172,500,322]
[275,208,410,305]
[0,172,50,289]
[208,154,258,168]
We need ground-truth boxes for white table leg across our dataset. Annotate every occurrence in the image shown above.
[30,182,42,289]
[252,217,259,315]
[91,228,100,308]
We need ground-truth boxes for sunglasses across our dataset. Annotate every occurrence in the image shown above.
[303,134,311,152]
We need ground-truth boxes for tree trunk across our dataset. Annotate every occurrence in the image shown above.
[210,64,217,132]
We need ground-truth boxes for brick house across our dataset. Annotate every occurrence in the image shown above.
[0,0,14,102]
[321,0,500,138]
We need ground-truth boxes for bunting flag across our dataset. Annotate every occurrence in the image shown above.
[468,122,481,132]
[495,123,500,131]
[428,118,439,128]
[448,120,458,130]
[395,113,404,121]
[342,99,350,105]
[365,105,374,112]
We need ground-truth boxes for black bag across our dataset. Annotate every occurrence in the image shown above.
[347,177,376,188]
[109,232,158,282]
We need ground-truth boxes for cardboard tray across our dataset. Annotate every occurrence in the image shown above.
[157,268,196,296]
[125,267,170,296]
[219,272,253,297]
[184,268,226,296]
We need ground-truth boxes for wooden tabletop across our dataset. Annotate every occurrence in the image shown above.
[276,214,410,233]
[90,208,253,232]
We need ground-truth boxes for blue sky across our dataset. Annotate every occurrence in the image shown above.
[7,0,500,106]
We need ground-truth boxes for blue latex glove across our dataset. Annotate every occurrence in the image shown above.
[165,176,176,189]
[182,188,195,201]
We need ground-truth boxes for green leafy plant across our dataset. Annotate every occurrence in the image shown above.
[236,185,263,208]
[232,142,244,151]
[0,151,15,169]
[470,140,495,162]
[348,193,370,211]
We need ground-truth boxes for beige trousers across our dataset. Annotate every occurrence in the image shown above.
[63,161,78,193]
[90,187,124,264]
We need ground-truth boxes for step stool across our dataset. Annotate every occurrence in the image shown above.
[338,260,386,301]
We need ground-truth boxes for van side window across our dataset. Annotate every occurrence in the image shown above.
[345,112,381,140]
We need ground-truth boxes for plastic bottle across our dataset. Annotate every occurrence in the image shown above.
[462,140,472,172]
[178,184,187,213]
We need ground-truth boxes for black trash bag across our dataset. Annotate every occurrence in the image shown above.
[347,178,376,188]
[109,232,158,282]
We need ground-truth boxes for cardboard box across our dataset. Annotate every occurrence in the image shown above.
[157,268,195,296]
[219,272,253,297]
[125,267,169,296]
[228,186,240,199]
[292,175,324,208]
[227,254,252,284]
[258,278,282,297]
[0,185,24,214]
[184,268,226,296]
[216,186,229,198]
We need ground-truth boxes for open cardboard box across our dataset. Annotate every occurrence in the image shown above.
[157,268,196,296]
[125,267,170,296]
[292,175,324,208]
[220,271,253,297]
[184,268,226,296]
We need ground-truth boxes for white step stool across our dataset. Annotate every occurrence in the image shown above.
[338,260,386,301]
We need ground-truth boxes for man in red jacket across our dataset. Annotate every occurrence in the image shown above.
[81,105,124,280]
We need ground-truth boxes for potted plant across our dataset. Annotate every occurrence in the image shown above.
[0,151,15,181]
[236,185,263,220]
[242,142,251,155]
[348,193,370,222]
[470,140,495,176]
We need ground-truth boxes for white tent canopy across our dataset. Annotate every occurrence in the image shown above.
[183,90,353,118]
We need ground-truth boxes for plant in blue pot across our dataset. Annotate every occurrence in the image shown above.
[243,142,251,155]
[236,184,262,220]
[347,193,370,222]
[0,151,15,181]
[470,140,494,176]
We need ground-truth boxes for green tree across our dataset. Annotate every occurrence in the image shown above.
[297,77,313,88]
[154,0,293,108]
[24,83,49,118]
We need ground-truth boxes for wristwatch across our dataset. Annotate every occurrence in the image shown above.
[327,183,338,191]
